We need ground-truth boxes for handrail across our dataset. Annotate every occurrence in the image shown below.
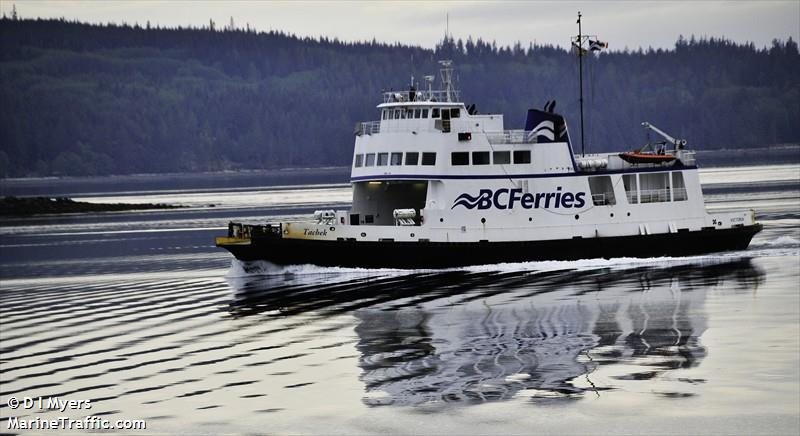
[382,90,461,104]
[591,192,615,206]
[485,130,537,144]
[639,188,671,203]
[356,122,538,144]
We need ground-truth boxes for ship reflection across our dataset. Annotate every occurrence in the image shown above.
[227,259,764,406]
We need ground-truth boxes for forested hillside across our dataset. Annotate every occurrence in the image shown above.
[1,17,798,177]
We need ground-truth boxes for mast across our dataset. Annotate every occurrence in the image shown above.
[571,12,605,157]
[577,11,585,157]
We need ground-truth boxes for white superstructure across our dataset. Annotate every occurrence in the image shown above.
[286,62,753,243]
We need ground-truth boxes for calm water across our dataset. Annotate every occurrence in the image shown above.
[1,164,798,435]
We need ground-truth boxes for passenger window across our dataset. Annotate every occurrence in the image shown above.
[422,109,429,118]
[432,108,440,119]
[451,108,460,118]
[472,151,490,165]
[672,172,687,201]
[354,154,363,168]
[365,153,376,167]
[639,172,670,203]
[421,152,436,166]
[513,150,531,164]
[588,176,616,206]
[451,152,469,166]
[623,174,638,204]
[390,152,403,166]
[405,152,419,165]
[377,152,389,166]
[493,151,511,164]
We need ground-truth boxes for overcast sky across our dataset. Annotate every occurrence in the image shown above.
[3,1,798,50]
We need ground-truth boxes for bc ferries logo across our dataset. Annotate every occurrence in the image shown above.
[452,187,586,210]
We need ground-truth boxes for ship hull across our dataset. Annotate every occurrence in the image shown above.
[218,224,763,269]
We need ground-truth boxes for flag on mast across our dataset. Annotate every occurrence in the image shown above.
[589,39,608,51]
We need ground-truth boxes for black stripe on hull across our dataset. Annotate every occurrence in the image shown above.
[219,224,763,269]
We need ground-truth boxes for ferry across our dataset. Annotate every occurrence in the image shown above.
[215,58,761,268]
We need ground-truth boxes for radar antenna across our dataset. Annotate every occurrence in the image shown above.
[424,75,435,99]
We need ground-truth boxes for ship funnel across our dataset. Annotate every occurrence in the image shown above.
[525,107,571,145]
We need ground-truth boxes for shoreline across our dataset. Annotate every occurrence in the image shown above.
[1,196,183,217]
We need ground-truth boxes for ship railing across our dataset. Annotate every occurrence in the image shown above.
[485,130,537,144]
[355,121,381,136]
[591,193,615,206]
[639,188,672,204]
[382,89,460,103]
[678,150,696,166]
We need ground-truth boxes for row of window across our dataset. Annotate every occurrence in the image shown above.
[353,150,533,168]
[451,150,531,166]
[381,107,461,121]
[354,152,437,168]
[588,172,688,206]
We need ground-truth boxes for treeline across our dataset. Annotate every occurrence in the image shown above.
[0,17,798,177]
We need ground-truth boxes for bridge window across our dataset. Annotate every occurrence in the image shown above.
[450,108,460,118]
[388,110,394,120]
[513,150,531,164]
[354,154,363,168]
[390,152,403,166]
[394,109,400,119]
[381,110,387,120]
[365,153,376,167]
[431,108,440,119]
[422,109,429,118]
[377,152,389,166]
[413,109,421,119]
[451,152,469,166]
[422,152,436,166]
[405,152,419,165]
[672,172,687,201]
[472,151,490,165]
[588,175,616,205]
[493,151,510,165]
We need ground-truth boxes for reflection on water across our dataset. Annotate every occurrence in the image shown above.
[227,259,764,406]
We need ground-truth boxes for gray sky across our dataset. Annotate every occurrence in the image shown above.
[3,1,798,50]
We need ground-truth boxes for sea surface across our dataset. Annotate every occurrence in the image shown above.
[1,164,799,435]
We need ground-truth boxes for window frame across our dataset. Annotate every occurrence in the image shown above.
[472,151,490,165]
[451,152,470,166]
[493,151,511,165]
[390,152,403,166]
[513,150,531,164]
[377,152,389,166]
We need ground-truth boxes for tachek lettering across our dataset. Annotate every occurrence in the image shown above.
[452,187,586,210]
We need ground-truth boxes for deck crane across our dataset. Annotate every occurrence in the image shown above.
[641,122,687,149]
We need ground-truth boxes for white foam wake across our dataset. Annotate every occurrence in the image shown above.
[225,251,762,280]
[749,235,800,248]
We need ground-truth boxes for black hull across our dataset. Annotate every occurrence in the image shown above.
[219,224,763,269]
